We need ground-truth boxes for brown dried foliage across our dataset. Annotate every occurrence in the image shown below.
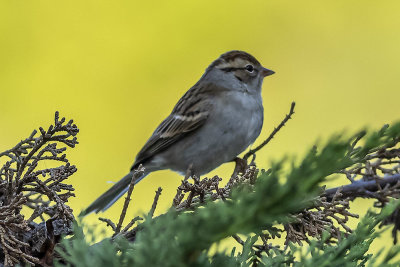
[0,112,78,266]
[284,189,359,245]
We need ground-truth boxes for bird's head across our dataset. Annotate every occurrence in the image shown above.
[204,50,275,93]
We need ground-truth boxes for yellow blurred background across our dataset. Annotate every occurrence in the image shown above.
[1,0,400,254]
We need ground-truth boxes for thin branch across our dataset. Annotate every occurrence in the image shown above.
[99,218,116,232]
[114,166,144,235]
[148,187,163,218]
[244,102,296,161]
[232,234,245,245]
[323,174,400,202]
[122,216,143,233]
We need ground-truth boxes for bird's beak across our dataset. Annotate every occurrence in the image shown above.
[261,67,275,77]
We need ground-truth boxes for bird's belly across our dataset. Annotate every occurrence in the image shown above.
[158,92,263,175]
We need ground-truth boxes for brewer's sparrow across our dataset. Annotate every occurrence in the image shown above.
[84,50,274,214]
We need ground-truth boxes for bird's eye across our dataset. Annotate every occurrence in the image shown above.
[245,64,254,73]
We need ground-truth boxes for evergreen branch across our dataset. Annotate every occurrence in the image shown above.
[323,174,400,202]
[57,119,400,267]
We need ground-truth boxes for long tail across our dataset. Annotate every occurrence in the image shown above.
[81,170,149,216]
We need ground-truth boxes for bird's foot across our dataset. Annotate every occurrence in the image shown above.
[231,157,248,179]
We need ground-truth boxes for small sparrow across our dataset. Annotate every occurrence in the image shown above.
[84,50,275,214]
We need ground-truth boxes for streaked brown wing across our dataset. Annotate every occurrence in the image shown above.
[131,85,212,169]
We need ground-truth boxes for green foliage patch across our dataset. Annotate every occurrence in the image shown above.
[57,122,400,266]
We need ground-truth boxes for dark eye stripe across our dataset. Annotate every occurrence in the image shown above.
[220,67,258,74]
[220,67,237,72]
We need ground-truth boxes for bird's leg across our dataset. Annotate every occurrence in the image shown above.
[184,164,194,181]
[230,157,248,179]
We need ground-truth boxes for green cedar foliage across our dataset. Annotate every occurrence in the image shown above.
[57,122,400,267]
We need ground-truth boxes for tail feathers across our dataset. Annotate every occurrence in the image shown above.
[81,171,148,216]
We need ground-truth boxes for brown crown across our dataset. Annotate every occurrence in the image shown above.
[219,50,261,66]
[207,50,262,71]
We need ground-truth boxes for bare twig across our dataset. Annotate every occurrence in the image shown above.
[232,234,245,245]
[114,166,144,235]
[243,102,295,161]
[99,218,117,232]
[148,187,163,218]
[323,174,400,202]
[122,216,143,233]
